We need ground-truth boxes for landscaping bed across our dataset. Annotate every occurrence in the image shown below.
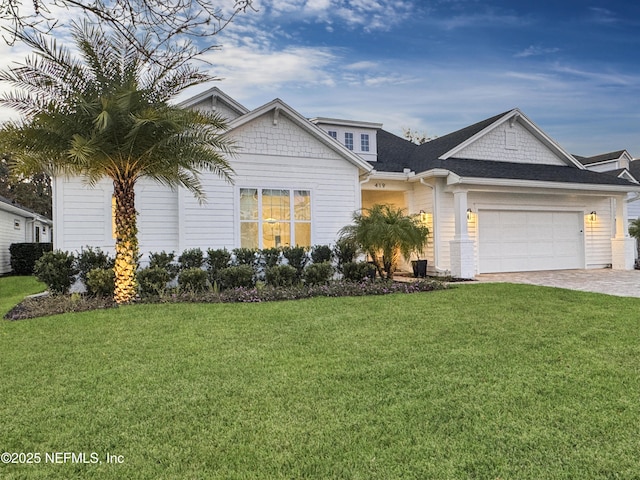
[4,279,446,320]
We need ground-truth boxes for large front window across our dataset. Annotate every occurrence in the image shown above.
[240,188,311,249]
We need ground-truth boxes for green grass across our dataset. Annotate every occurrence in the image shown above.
[1,280,640,479]
[0,276,46,315]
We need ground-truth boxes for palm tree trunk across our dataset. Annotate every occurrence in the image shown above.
[113,177,139,304]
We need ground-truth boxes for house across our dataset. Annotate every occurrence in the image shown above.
[0,195,53,274]
[52,88,640,278]
[574,150,640,222]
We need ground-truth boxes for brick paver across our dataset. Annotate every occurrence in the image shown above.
[474,269,640,298]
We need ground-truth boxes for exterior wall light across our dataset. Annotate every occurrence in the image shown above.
[467,208,473,221]
[588,211,597,222]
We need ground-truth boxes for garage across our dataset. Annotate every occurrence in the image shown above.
[478,210,584,273]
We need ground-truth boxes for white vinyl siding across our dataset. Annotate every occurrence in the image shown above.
[54,110,361,259]
[0,210,26,274]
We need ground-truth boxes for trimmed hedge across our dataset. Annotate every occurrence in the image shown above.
[9,242,53,275]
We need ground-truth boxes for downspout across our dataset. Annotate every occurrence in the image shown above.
[419,178,445,274]
[358,170,376,211]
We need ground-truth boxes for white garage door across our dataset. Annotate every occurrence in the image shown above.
[478,210,584,273]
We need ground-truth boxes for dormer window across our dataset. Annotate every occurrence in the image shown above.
[361,134,370,152]
[344,132,354,150]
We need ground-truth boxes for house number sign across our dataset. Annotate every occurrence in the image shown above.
[374,183,386,188]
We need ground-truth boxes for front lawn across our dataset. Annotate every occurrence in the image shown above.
[0,276,46,315]
[1,281,639,479]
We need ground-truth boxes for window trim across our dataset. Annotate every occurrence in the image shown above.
[344,132,354,150]
[238,187,312,249]
[361,133,370,152]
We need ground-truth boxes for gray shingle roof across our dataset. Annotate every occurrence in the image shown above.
[574,150,627,165]
[373,119,636,187]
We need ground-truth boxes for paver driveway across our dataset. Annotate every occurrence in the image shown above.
[475,269,640,298]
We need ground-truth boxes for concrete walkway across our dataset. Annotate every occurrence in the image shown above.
[474,269,640,298]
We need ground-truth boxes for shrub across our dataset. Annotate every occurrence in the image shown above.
[34,250,78,294]
[218,265,255,290]
[206,248,231,283]
[85,268,115,297]
[265,264,298,287]
[178,248,204,270]
[178,267,209,293]
[333,238,358,272]
[9,242,53,275]
[149,251,180,278]
[137,266,171,297]
[261,247,281,268]
[76,246,114,284]
[232,248,256,267]
[310,244,332,264]
[303,262,334,286]
[282,246,308,274]
[342,262,376,282]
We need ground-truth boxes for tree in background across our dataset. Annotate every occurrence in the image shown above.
[0,0,255,64]
[403,128,437,145]
[0,23,235,304]
[0,157,52,217]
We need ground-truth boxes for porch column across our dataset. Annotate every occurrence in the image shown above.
[611,195,635,270]
[450,189,475,278]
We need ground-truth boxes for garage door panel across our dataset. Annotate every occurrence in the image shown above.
[478,210,583,273]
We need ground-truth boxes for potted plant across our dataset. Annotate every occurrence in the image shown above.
[411,257,428,278]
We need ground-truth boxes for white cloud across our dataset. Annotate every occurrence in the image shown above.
[345,61,378,70]
[514,45,560,58]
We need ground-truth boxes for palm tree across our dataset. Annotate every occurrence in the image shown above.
[339,204,429,279]
[0,23,234,304]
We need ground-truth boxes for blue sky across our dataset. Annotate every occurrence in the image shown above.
[186,0,640,157]
[0,0,638,157]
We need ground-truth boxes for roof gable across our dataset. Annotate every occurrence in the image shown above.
[178,87,249,121]
[226,99,373,172]
[441,109,583,168]
[575,150,633,170]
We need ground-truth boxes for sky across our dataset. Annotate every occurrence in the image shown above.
[1,0,639,157]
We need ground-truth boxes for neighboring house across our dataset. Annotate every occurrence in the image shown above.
[575,150,640,220]
[52,88,640,278]
[0,196,53,274]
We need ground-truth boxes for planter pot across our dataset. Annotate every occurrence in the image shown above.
[366,261,377,280]
[411,259,428,278]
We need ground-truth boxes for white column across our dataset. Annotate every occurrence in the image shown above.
[453,190,469,240]
[611,195,635,270]
[450,189,475,278]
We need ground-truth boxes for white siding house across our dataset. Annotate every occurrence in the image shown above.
[0,196,52,274]
[52,89,640,278]
[53,89,372,260]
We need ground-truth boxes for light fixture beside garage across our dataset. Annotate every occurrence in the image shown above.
[588,211,597,223]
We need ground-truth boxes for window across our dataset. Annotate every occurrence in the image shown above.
[240,188,311,249]
[344,132,353,150]
[328,130,337,139]
[361,134,370,152]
